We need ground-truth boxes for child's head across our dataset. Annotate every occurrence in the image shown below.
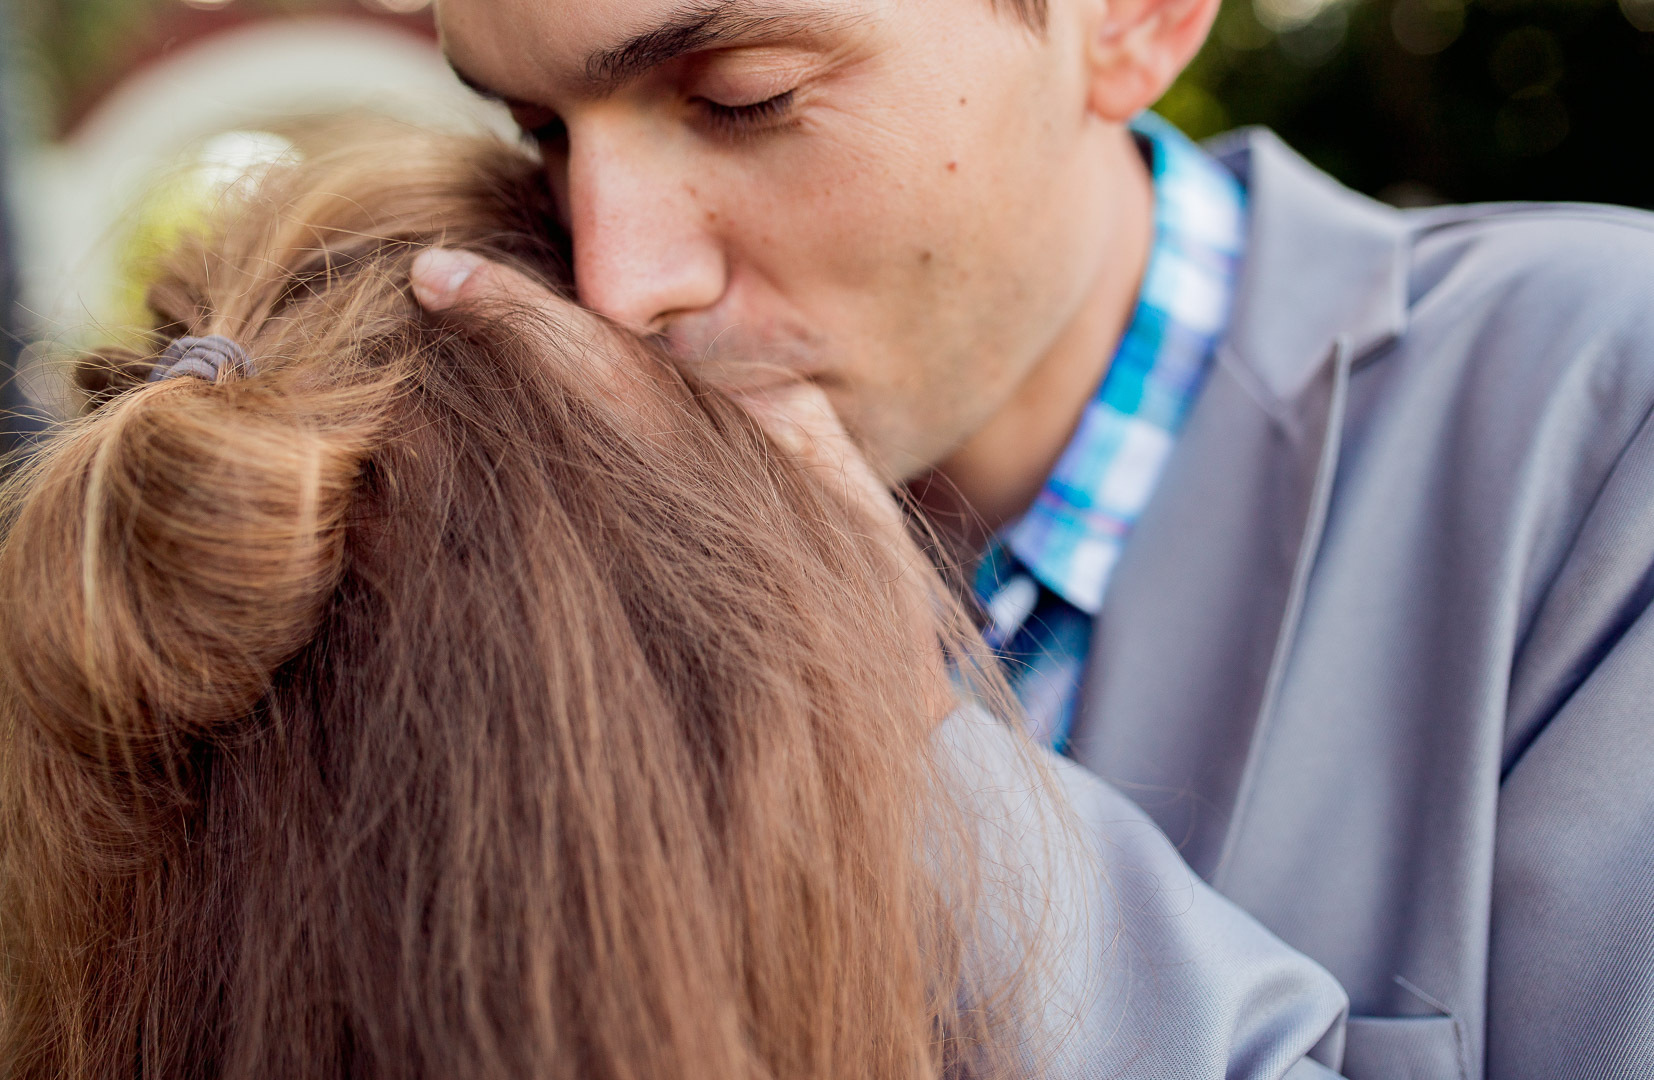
[0,125,1024,1080]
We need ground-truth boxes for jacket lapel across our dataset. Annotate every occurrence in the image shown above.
[1066,130,1409,880]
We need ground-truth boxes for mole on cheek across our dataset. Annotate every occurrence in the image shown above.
[919,250,934,265]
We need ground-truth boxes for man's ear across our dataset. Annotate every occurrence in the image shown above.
[1082,0,1220,121]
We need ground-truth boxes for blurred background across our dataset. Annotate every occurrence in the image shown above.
[0,0,506,444]
[1,0,1652,444]
[1163,0,1654,208]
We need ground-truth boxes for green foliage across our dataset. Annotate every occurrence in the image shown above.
[1161,0,1654,206]
[107,162,213,333]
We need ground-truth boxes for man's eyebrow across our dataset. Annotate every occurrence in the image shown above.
[586,1,858,91]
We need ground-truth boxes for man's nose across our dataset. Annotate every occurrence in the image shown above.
[563,125,727,332]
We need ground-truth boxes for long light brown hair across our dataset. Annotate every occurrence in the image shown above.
[0,125,1032,1079]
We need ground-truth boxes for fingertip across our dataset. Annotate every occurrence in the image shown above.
[410,248,487,312]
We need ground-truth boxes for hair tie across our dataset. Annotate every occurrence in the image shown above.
[148,335,257,384]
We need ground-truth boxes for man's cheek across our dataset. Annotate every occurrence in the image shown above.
[769,100,959,210]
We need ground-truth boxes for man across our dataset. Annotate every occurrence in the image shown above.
[412,0,1654,1075]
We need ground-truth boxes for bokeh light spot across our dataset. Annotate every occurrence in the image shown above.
[1620,0,1654,31]
[1392,0,1467,55]
[1254,0,1344,33]
[1489,27,1566,96]
[1278,7,1351,63]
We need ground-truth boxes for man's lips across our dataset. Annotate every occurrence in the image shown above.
[657,316,829,386]
[674,356,831,402]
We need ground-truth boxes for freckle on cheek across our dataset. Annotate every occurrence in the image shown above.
[959,97,967,106]
[919,250,934,265]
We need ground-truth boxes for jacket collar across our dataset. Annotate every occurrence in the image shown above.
[1069,132,1407,877]
[1207,128,1411,406]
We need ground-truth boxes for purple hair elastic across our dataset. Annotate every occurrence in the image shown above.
[148,335,257,383]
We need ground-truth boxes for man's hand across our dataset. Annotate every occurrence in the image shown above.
[411,249,637,408]
[411,248,953,715]
[408,248,493,315]
[409,249,878,495]
[411,249,890,522]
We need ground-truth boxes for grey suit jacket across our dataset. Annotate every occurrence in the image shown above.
[944,711,1349,1079]
[1068,128,1654,1080]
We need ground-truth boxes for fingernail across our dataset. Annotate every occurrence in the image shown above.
[767,416,808,456]
[410,248,485,311]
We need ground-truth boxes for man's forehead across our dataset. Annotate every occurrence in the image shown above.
[438,0,875,101]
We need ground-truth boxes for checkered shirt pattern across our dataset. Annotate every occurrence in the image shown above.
[974,112,1248,752]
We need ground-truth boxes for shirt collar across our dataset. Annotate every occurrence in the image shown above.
[991,113,1249,616]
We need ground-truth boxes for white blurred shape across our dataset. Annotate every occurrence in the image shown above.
[1253,0,1342,33]
[195,129,296,189]
[13,18,516,353]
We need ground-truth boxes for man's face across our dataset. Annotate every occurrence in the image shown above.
[438,0,1130,478]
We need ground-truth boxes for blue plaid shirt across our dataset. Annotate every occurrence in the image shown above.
[974,113,1248,751]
